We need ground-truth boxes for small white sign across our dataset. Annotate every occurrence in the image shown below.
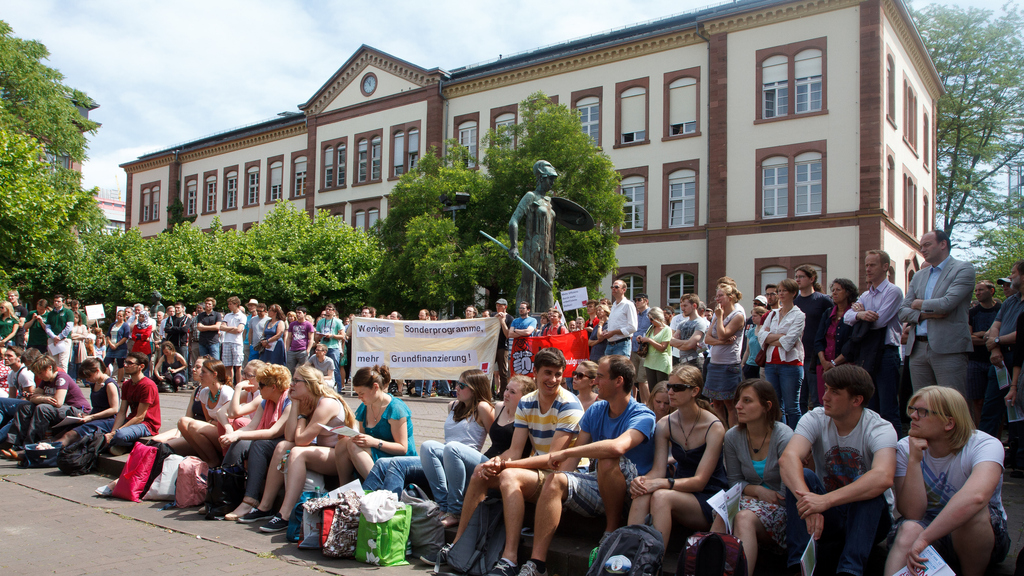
[85,304,105,321]
[891,545,955,576]
[800,538,816,576]
[560,287,589,311]
[707,482,745,534]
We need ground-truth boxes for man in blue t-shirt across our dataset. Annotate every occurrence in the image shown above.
[506,301,538,349]
[515,354,656,576]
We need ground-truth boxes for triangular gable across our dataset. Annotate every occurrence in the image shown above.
[300,45,445,116]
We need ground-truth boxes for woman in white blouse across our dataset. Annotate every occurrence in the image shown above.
[757,278,805,428]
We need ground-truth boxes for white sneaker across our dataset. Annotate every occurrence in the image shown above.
[517,560,546,576]
[95,484,113,497]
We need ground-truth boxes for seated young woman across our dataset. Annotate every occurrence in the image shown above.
[646,380,674,422]
[223,360,263,426]
[177,358,236,466]
[572,360,600,412]
[710,379,794,576]
[219,363,292,521]
[421,372,533,528]
[333,365,416,485]
[243,365,355,531]
[627,364,728,548]
[57,358,121,445]
[153,341,188,393]
[148,356,211,456]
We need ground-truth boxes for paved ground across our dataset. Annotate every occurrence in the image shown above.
[2,386,1022,575]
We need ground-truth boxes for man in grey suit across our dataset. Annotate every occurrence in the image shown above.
[898,230,976,395]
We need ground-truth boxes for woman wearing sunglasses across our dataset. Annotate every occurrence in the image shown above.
[711,379,794,576]
[627,364,728,548]
[220,363,293,521]
[573,360,600,412]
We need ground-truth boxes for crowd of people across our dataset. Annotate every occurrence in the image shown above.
[0,229,1017,576]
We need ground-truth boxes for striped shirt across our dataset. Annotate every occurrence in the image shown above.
[514,386,583,456]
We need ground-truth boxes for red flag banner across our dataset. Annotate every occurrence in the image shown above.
[510,331,590,378]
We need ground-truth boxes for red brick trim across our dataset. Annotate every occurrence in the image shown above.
[304,117,318,217]
[453,112,480,168]
[318,201,347,217]
[183,175,198,218]
[243,160,261,207]
[264,154,284,205]
[202,169,218,215]
[571,87,603,147]
[315,86,431,127]
[352,129,384,186]
[753,255,828,296]
[660,263,700,307]
[489,104,518,131]
[706,32,729,297]
[349,196,383,230]
[388,120,422,181]
[754,37,828,124]
[613,77,650,149]
[125,172,134,228]
[425,91,445,160]
[661,159,701,230]
[221,164,239,212]
[359,72,378,97]
[616,166,649,234]
[242,221,256,231]
[319,136,348,192]
[614,266,647,287]
[222,224,237,232]
[754,140,827,221]
[290,149,309,199]
[140,179,162,223]
[662,67,702,141]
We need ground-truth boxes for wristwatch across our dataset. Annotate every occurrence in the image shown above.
[378,440,384,450]
[667,478,676,490]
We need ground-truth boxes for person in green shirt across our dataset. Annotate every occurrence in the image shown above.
[0,302,18,347]
[315,303,346,392]
[23,299,50,354]
[44,294,76,372]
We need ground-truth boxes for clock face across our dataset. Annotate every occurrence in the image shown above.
[362,74,377,95]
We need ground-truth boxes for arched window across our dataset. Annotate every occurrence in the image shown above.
[887,55,896,122]
[761,266,788,294]
[794,152,822,215]
[337,142,347,186]
[668,169,696,228]
[494,113,515,150]
[761,156,788,218]
[246,166,260,205]
[459,121,478,167]
[205,175,217,213]
[269,161,283,202]
[371,136,382,180]
[620,87,646,143]
[354,210,365,230]
[357,139,368,182]
[368,208,379,228]
[186,181,197,216]
[794,49,822,113]
[621,175,645,231]
[393,131,405,176]
[225,171,237,210]
[887,156,896,215]
[666,272,696,305]
[668,77,697,135]
[406,129,419,170]
[293,156,307,197]
[621,274,645,301]
[576,96,600,144]
[762,55,789,118]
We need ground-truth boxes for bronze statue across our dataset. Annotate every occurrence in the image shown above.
[506,160,594,313]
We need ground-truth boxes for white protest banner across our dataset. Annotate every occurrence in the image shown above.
[85,304,105,321]
[706,482,745,534]
[351,318,501,380]
[560,287,588,311]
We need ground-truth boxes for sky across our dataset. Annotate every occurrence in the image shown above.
[0,0,1012,195]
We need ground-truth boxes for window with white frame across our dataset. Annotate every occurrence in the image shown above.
[762,55,789,118]
[621,275,644,301]
[794,152,822,215]
[324,146,334,188]
[247,167,260,205]
[887,55,896,122]
[667,272,696,305]
[393,131,405,176]
[371,136,382,180]
[225,171,237,209]
[794,49,822,114]
[459,121,477,167]
[577,96,600,145]
[357,139,368,183]
[668,77,698,135]
[668,169,696,228]
[151,187,160,222]
[269,161,283,202]
[762,156,788,218]
[761,266,788,293]
[406,129,418,170]
[337,143,346,186]
[293,157,307,196]
[620,87,646,143]
[186,182,197,216]
[368,208,379,228]
[142,188,152,222]
[495,113,515,149]
[354,210,365,230]
[205,176,217,213]
[621,176,645,231]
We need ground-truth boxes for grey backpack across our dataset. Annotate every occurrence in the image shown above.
[445,496,505,576]
[401,484,446,558]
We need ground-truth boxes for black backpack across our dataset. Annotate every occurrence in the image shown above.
[586,521,665,576]
[678,532,748,576]
[57,431,107,476]
[445,496,506,576]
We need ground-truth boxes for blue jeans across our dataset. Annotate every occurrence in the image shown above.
[605,339,630,357]
[786,468,890,576]
[363,456,428,495]
[111,423,151,447]
[248,346,260,362]
[801,360,817,409]
[198,342,221,360]
[867,345,903,436]
[420,440,488,515]
[73,417,115,437]
[0,397,29,443]
[435,380,451,396]
[325,348,342,392]
[766,363,804,428]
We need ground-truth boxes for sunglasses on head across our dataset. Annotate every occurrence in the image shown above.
[667,383,697,392]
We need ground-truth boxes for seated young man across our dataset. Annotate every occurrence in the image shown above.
[105,351,161,455]
[422,347,583,576]
[514,354,657,576]
[779,364,897,576]
[2,354,91,456]
[884,385,1008,576]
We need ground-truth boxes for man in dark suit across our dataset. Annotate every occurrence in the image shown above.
[898,230,976,395]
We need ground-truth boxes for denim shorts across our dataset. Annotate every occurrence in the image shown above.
[886,505,1010,568]
[561,456,638,517]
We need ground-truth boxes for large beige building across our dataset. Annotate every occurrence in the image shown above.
[121,0,939,306]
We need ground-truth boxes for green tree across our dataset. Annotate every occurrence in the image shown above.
[373,92,622,316]
[971,227,1024,285]
[915,5,1024,239]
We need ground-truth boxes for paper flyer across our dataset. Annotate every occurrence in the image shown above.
[997,366,1011,390]
[318,423,359,437]
[800,538,816,576]
[57,415,85,427]
[707,482,745,534]
[327,478,363,499]
[891,545,955,576]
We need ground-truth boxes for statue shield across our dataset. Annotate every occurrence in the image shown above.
[551,196,595,231]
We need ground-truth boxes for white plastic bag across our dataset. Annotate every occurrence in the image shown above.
[359,489,400,523]
[143,454,185,501]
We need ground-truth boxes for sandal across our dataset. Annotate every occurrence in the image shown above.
[224,501,255,522]
[440,513,460,528]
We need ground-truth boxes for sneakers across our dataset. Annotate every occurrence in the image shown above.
[259,514,289,532]
[517,561,547,576]
[487,559,518,576]
[108,444,129,456]
[419,542,452,566]
[237,507,275,524]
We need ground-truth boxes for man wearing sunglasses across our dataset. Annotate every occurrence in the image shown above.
[514,354,656,576]
[105,351,161,455]
[779,364,897,576]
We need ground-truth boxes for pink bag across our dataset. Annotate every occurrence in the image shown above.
[174,456,209,507]
[111,443,158,502]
